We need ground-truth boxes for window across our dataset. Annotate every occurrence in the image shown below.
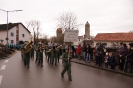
[11,32,14,37]
[16,41,19,44]
[11,40,14,44]
[22,34,25,37]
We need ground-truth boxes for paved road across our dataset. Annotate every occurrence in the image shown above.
[0,51,133,88]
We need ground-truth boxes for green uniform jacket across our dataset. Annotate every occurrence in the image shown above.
[62,52,71,67]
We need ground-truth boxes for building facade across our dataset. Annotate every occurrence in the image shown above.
[0,22,31,45]
[93,33,133,48]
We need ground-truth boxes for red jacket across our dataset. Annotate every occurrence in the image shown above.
[76,45,81,54]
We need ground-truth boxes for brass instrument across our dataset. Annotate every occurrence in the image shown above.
[57,45,62,49]
[46,49,52,53]
[39,45,45,53]
[40,45,45,50]
[23,40,33,53]
[56,45,62,51]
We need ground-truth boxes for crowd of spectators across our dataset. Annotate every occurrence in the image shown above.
[5,43,22,50]
[74,42,133,74]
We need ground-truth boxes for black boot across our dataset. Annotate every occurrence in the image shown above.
[69,78,72,81]
[61,74,64,78]
[27,65,29,68]
[55,63,57,66]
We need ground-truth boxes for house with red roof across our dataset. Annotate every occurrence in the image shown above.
[0,22,32,45]
[93,33,133,47]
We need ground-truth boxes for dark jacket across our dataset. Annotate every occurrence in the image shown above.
[82,44,87,52]
[108,56,117,65]
[126,48,133,61]
[86,46,91,54]
[119,47,128,59]
[96,45,104,57]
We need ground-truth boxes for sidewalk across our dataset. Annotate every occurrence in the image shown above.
[71,58,133,77]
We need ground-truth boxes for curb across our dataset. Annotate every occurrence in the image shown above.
[71,60,133,77]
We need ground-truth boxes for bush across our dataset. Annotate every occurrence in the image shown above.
[0,51,7,58]
[0,43,4,47]
[3,49,13,54]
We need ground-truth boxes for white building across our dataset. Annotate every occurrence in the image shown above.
[93,33,133,48]
[73,36,84,46]
[0,22,32,45]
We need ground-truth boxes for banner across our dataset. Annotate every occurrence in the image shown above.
[64,29,79,42]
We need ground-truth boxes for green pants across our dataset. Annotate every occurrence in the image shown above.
[30,51,34,59]
[36,51,38,62]
[24,51,30,66]
[52,57,57,65]
[47,53,51,63]
[61,65,72,79]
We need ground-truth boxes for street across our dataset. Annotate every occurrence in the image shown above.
[0,51,133,88]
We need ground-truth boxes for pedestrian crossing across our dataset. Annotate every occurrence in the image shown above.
[1,65,6,70]
[0,60,9,86]
[0,75,3,85]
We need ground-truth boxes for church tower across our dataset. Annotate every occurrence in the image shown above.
[84,21,90,39]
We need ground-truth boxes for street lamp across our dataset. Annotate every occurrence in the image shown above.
[0,9,23,44]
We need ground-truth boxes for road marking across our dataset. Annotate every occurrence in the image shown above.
[5,60,8,63]
[1,65,6,70]
[0,75,3,85]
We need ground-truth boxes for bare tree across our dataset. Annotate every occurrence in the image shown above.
[57,12,82,33]
[26,20,41,44]
[50,36,57,44]
[129,30,133,33]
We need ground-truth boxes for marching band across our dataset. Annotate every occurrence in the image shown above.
[20,40,72,81]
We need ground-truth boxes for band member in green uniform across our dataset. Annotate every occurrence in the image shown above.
[61,47,72,81]
[21,43,26,60]
[52,45,58,66]
[23,41,31,68]
[57,47,60,63]
[38,42,44,67]
[47,46,52,63]
[56,45,62,63]
[44,45,48,59]
[30,44,34,59]
[35,44,39,63]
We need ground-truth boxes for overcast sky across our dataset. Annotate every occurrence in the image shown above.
[0,0,133,37]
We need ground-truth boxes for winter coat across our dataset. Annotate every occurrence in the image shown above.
[126,48,133,61]
[119,47,128,59]
[107,56,117,65]
[76,45,81,54]
[86,46,91,54]
[96,45,104,57]
[82,44,87,52]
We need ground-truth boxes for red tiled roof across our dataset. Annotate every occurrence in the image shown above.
[93,33,133,42]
